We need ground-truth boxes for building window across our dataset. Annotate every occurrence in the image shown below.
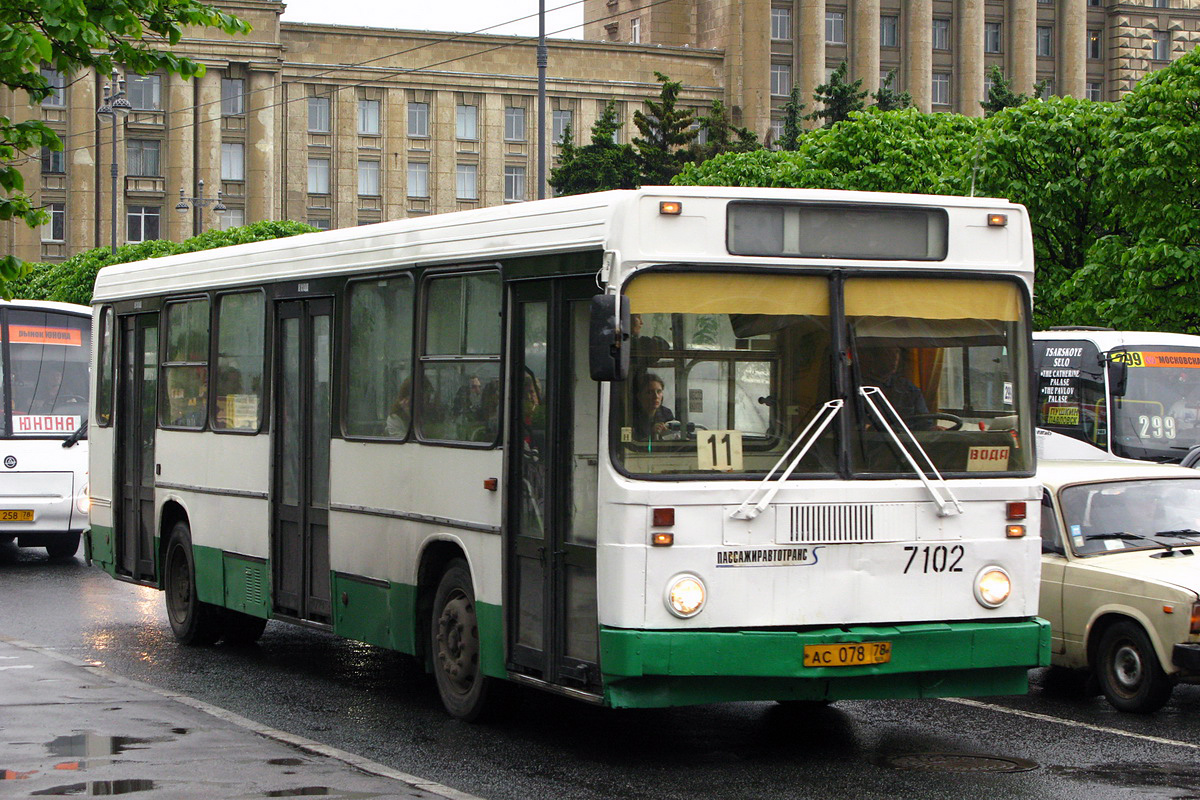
[985,22,1003,54]
[768,119,783,148]
[41,202,64,242]
[1037,26,1053,57]
[127,74,161,111]
[1089,0,1101,5]
[1038,0,1053,4]
[408,161,429,198]
[1087,29,1102,59]
[933,18,951,51]
[1152,30,1170,60]
[772,7,791,40]
[505,106,527,141]
[770,63,792,96]
[221,142,245,181]
[932,72,951,105]
[308,96,331,132]
[456,104,478,140]
[126,139,161,176]
[308,157,330,194]
[161,298,210,430]
[456,163,478,200]
[358,159,380,196]
[408,102,429,138]
[504,165,526,202]
[630,17,641,43]
[553,109,573,143]
[1154,0,1169,6]
[40,68,65,107]
[41,146,64,174]
[880,15,898,48]
[308,218,332,231]
[1087,81,1103,101]
[126,205,160,243]
[825,11,845,44]
[219,207,245,230]
[1042,79,1055,97]
[221,78,245,116]
[359,99,380,135]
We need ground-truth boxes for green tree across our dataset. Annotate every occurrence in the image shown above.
[871,69,912,112]
[11,220,315,305]
[549,99,640,195]
[778,86,805,150]
[686,99,760,162]
[632,72,697,185]
[805,61,867,128]
[0,0,251,292]
[980,65,1049,116]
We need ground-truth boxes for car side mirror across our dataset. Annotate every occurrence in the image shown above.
[589,294,630,382]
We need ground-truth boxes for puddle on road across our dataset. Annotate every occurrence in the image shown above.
[262,791,388,798]
[1052,762,1200,794]
[30,779,156,795]
[45,734,159,759]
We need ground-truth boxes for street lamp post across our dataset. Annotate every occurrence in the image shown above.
[95,69,131,254]
[175,179,227,235]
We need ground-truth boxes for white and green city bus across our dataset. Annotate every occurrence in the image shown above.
[1033,329,1200,464]
[87,188,1049,718]
[0,299,91,559]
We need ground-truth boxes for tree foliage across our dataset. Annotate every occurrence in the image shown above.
[10,220,315,306]
[549,100,640,196]
[0,0,251,292]
[778,86,804,150]
[632,72,697,185]
[805,61,867,128]
[686,100,760,162]
[980,65,1048,117]
[871,69,912,112]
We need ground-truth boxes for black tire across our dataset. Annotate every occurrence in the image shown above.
[45,532,80,560]
[431,559,493,720]
[221,611,268,646]
[163,522,223,646]
[1095,620,1173,713]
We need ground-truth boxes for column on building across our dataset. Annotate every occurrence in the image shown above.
[1008,0,1037,96]
[193,69,222,238]
[11,89,41,263]
[482,92,504,207]
[334,83,356,226]
[383,85,406,220]
[1058,0,1087,98]
[852,0,881,97]
[434,90,457,213]
[738,1,772,140]
[246,67,277,224]
[957,0,986,116]
[798,0,826,125]
[281,80,309,225]
[165,73,195,243]
[66,69,98,254]
[905,0,933,112]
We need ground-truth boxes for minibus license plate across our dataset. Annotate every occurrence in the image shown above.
[0,509,34,522]
[804,641,892,668]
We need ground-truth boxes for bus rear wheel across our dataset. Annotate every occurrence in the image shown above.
[431,559,493,720]
[164,522,223,646]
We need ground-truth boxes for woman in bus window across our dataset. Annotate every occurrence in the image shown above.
[633,372,675,441]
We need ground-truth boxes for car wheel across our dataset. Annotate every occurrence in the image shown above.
[163,522,223,646]
[1096,620,1173,714]
[431,558,493,720]
[45,532,80,560]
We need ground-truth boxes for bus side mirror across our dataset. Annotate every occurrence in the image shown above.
[1107,357,1128,397]
[589,294,630,382]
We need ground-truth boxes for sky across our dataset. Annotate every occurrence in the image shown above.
[280,0,585,39]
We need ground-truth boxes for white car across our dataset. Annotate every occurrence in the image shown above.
[1039,453,1200,712]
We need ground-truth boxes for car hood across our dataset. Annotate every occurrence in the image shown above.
[1070,548,1200,597]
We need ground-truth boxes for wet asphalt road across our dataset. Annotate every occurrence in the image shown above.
[4,543,1200,800]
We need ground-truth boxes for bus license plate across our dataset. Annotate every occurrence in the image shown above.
[0,509,34,522]
[804,641,892,668]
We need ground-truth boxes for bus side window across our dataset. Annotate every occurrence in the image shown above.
[161,298,210,430]
[213,292,264,432]
[346,276,414,440]
[96,306,115,426]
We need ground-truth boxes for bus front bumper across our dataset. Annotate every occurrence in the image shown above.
[598,618,1051,708]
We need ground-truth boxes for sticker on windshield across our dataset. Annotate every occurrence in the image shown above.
[966,446,1009,471]
[1003,381,1013,405]
[1044,405,1080,426]
[1070,524,1084,549]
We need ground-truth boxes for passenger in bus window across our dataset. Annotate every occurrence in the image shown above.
[630,313,670,362]
[633,372,675,440]
[859,346,931,427]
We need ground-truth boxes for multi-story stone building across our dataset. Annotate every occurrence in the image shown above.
[3,0,1197,262]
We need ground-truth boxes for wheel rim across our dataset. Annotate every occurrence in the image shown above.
[436,590,479,696]
[166,545,192,626]
[1111,642,1144,694]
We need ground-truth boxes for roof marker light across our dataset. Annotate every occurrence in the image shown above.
[659,200,683,215]
[987,213,1008,227]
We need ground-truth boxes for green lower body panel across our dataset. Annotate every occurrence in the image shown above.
[87,524,114,568]
[599,618,1051,708]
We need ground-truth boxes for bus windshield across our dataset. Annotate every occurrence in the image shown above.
[1109,347,1200,461]
[616,272,1032,478]
[2,308,91,438]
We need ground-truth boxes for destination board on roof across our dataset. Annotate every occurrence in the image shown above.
[8,325,82,347]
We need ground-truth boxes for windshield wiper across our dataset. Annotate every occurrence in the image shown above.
[1152,528,1200,538]
[62,419,88,448]
[1082,531,1151,542]
[859,386,963,517]
[729,399,843,521]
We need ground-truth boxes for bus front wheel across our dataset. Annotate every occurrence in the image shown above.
[431,558,493,720]
[164,522,223,646]
[45,532,80,560]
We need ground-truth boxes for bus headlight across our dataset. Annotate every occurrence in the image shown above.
[974,566,1011,608]
[665,573,706,618]
[76,482,90,515]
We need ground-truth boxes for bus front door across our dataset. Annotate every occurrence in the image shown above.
[508,278,600,691]
[115,313,158,583]
[271,298,333,625]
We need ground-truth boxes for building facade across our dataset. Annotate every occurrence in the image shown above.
[4,0,1198,262]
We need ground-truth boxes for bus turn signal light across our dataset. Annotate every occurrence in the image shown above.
[987,213,1008,227]
[659,200,683,215]
[1191,602,1200,634]
[1006,501,1026,520]
[652,532,674,547]
[652,507,675,526]
[1006,524,1026,538]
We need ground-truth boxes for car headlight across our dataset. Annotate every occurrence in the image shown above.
[665,573,706,618]
[76,481,90,515]
[974,566,1011,608]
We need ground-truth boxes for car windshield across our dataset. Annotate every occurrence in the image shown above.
[614,271,1033,478]
[1109,347,1200,462]
[1058,477,1200,556]
[2,308,91,439]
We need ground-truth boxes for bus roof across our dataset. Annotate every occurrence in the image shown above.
[0,298,91,316]
[1034,330,1200,351]
[92,187,1031,303]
